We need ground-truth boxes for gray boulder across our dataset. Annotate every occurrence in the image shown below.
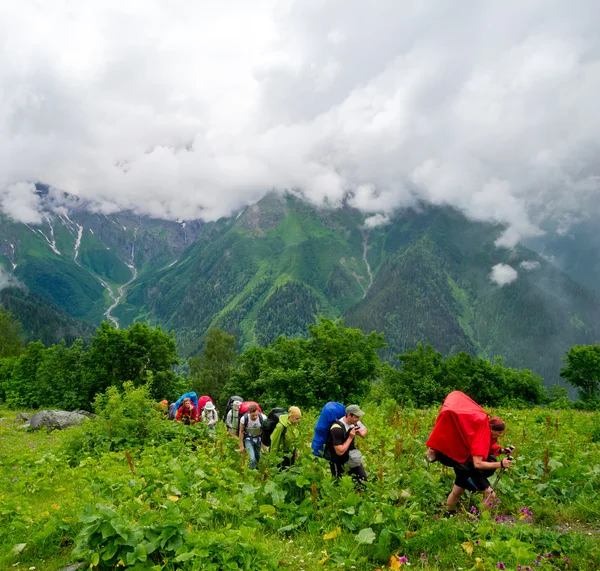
[16,412,30,423]
[57,564,83,571]
[29,410,88,433]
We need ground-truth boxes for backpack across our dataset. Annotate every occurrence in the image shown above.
[312,402,346,457]
[224,396,243,424]
[174,392,199,411]
[235,402,263,436]
[323,420,347,462]
[167,402,177,420]
[197,395,213,413]
[261,408,287,447]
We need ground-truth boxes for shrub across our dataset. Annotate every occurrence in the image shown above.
[61,382,204,463]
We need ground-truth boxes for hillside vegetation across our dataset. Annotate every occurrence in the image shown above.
[1,392,599,571]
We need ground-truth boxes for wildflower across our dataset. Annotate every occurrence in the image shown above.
[564,557,571,563]
[498,563,506,570]
[435,555,440,561]
[399,556,409,563]
[475,540,481,545]
[545,553,552,558]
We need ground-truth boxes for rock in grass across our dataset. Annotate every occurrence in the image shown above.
[29,410,88,433]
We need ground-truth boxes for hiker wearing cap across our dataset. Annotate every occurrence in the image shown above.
[445,416,512,513]
[326,404,368,482]
[201,401,218,430]
[270,406,302,469]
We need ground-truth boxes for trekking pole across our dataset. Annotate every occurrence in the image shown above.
[490,451,514,493]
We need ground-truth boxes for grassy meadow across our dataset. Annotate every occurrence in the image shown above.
[1,402,599,571]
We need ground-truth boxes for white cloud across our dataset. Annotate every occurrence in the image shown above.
[364,214,390,228]
[0,266,20,290]
[520,260,541,270]
[0,0,599,241]
[490,263,518,286]
[0,183,43,224]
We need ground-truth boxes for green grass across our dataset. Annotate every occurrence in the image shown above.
[1,404,599,570]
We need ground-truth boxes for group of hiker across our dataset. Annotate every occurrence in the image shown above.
[161,390,513,512]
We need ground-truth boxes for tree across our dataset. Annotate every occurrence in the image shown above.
[0,306,24,358]
[190,328,237,407]
[2,341,46,408]
[36,339,88,410]
[225,317,386,409]
[84,322,180,402]
[560,344,600,403]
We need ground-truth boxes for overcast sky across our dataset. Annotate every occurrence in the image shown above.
[1,0,599,245]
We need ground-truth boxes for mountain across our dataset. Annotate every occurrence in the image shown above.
[524,217,600,294]
[0,189,202,327]
[2,190,599,387]
[0,286,95,346]
[121,193,600,386]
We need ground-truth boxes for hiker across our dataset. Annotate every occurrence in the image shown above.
[238,404,267,470]
[444,416,512,512]
[201,401,218,431]
[326,404,368,482]
[158,400,169,419]
[270,406,302,468]
[175,397,198,425]
[425,392,513,513]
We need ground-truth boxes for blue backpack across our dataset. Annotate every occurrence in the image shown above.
[312,402,346,457]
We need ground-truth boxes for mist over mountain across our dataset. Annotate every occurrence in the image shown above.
[2,1,600,252]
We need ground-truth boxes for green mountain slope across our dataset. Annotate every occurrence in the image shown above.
[345,208,600,385]
[525,216,600,294]
[2,190,599,387]
[0,286,95,345]
[0,194,203,328]
[122,194,600,386]
[122,193,370,353]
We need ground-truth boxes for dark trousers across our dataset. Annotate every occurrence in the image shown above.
[329,461,367,481]
[278,453,296,470]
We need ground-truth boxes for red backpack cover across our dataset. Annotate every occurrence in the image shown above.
[238,401,262,416]
[425,391,491,463]
[197,396,213,411]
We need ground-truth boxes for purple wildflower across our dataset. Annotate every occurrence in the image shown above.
[497,563,506,570]
[399,556,409,563]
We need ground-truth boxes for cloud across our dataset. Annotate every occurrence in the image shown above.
[0,266,20,290]
[364,214,390,228]
[1,1,599,242]
[0,183,44,224]
[490,263,518,286]
[520,260,541,270]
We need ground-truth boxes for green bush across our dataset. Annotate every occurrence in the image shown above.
[62,382,203,463]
